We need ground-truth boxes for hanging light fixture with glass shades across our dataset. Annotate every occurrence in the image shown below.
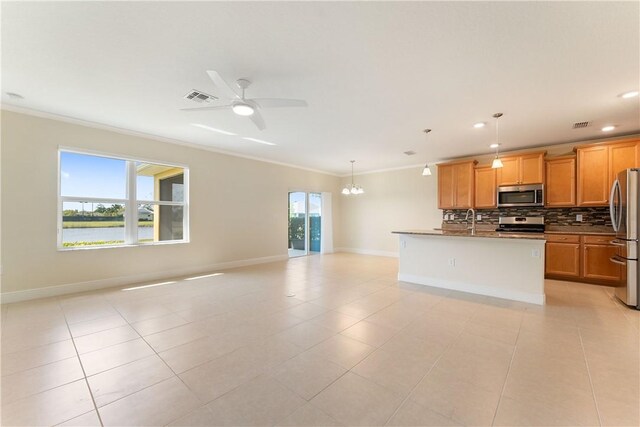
[421,129,432,176]
[491,113,504,169]
[342,160,364,195]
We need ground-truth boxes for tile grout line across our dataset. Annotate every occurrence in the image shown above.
[577,328,604,427]
[490,316,524,426]
[171,278,404,425]
[60,304,105,427]
[273,293,413,420]
[381,320,469,426]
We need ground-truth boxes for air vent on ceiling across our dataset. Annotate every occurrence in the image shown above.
[404,150,417,156]
[572,121,591,129]
[183,89,218,103]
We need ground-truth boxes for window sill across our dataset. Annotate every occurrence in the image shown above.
[57,240,189,252]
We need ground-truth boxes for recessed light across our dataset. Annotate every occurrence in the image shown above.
[473,122,486,129]
[601,125,615,132]
[243,137,276,146]
[621,90,639,99]
[5,92,24,100]
[489,143,500,148]
[191,124,236,135]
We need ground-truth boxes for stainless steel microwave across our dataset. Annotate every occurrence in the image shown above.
[497,184,544,207]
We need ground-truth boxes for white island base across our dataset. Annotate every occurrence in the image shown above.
[396,232,546,305]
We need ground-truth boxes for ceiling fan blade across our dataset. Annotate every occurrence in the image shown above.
[248,110,266,130]
[252,98,308,108]
[180,105,233,112]
[206,70,240,100]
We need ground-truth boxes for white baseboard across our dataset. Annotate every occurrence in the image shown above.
[1,254,288,304]
[398,273,546,305]
[335,247,399,258]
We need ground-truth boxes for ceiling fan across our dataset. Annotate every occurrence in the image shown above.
[181,70,307,130]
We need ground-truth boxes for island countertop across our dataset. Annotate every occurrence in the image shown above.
[392,229,546,240]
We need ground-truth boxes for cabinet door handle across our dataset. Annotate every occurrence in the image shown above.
[558,237,567,240]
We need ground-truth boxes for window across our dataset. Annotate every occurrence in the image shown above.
[59,149,189,249]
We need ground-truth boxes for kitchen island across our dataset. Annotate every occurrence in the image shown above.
[393,230,546,305]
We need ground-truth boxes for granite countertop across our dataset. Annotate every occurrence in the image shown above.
[392,229,546,240]
[393,224,616,240]
[438,224,615,236]
[544,227,615,236]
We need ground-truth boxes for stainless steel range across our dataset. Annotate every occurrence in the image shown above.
[496,216,545,233]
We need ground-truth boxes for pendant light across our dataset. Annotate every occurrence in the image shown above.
[421,129,432,176]
[342,160,364,195]
[491,113,504,169]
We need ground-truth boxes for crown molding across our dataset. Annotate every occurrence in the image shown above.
[1,104,339,177]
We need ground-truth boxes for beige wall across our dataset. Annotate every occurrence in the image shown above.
[0,111,342,297]
[335,166,442,255]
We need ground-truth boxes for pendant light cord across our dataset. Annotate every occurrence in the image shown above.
[351,160,355,187]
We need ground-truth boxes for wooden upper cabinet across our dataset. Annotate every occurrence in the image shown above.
[520,153,545,184]
[609,141,639,187]
[496,152,544,186]
[437,161,476,209]
[454,162,474,208]
[545,156,576,207]
[437,164,455,209]
[496,157,520,186]
[577,145,609,206]
[474,167,497,209]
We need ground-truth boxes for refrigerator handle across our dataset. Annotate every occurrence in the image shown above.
[610,255,627,266]
[610,179,620,232]
[610,239,627,246]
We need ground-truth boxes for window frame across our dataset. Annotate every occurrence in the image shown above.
[57,147,190,250]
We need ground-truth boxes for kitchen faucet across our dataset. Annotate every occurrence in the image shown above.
[465,208,476,235]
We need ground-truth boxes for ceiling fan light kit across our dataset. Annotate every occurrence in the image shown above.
[343,160,364,195]
[181,70,307,131]
[232,103,255,116]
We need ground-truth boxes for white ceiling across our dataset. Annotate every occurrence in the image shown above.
[2,1,639,175]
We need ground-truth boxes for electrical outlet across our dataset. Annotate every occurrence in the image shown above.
[448,258,456,267]
[444,213,449,220]
[476,214,482,221]
[531,249,540,258]
[576,214,583,222]
[401,240,407,248]
[450,214,455,220]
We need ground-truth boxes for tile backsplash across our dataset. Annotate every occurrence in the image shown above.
[443,207,612,227]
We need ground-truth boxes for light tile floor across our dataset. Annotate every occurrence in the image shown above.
[1,253,639,426]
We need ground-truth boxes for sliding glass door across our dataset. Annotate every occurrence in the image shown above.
[288,192,321,257]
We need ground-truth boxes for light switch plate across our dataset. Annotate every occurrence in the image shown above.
[576,214,583,222]
[476,214,482,221]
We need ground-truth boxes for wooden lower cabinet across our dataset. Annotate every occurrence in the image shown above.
[582,235,621,282]
[545,242,581,278]
[545,234,621,284]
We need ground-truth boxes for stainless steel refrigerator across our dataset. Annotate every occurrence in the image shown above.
[609,168,639,309]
